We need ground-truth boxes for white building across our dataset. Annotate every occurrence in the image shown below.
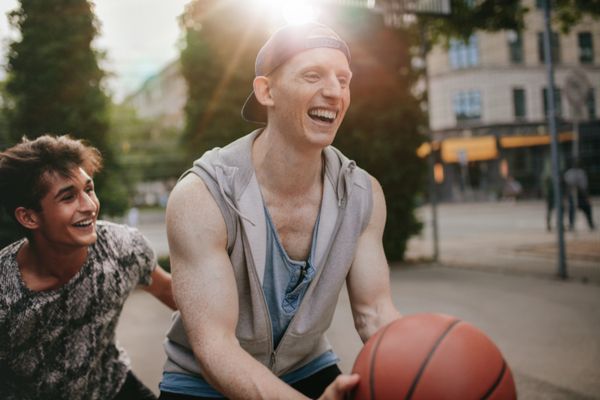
[124,60,187,128]
[426,0,599,199]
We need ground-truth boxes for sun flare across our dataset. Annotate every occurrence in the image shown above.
[255,0,319,25]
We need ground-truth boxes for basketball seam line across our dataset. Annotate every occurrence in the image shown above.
[481,360,507,400]
[404,319,461,400]
[369,321,395,400]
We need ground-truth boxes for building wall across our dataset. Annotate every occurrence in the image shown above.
[124,60,187,128]
[425,0,600,199]
[427,0,600,132]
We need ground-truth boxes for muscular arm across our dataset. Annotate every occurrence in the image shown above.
[167,174,310,399]
[347,176,402,342]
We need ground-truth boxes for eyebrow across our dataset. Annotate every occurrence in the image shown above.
[53,178,93,200]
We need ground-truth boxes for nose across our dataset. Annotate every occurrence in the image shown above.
[322,75,343,99]
[79,192,98,214]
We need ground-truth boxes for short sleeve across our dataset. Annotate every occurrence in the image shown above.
[125,226,157,286]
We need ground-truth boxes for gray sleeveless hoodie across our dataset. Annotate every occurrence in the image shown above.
[163,129,373,377]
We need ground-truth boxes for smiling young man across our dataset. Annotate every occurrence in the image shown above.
[0,135,176,400]
[161,23,401,400]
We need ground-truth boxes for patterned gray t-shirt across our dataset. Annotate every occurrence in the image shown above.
[0,221,156,400]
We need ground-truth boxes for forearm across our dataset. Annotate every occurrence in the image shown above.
[144,266,177,310]
[192,337,308,400]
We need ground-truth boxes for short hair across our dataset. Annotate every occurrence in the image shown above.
[0,134,103,217]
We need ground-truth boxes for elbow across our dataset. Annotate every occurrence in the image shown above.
[354,313,378,343]
[354,306,402,343]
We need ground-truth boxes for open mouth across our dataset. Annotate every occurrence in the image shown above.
[73,219,94,228]
[308,107,337,124]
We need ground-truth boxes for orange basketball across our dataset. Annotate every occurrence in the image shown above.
[351,313,516,400]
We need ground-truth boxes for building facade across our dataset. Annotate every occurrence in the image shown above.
[426,0,600,200]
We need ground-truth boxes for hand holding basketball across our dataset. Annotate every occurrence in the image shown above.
[317,373,360,400]
[351,313,516,400]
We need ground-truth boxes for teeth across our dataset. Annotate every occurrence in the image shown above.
[74,219,93,227]
[309,108,337,121]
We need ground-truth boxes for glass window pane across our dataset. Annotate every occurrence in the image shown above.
[588,89,596,120]
[543,87,562,117]
[538,31,560,63]
[513,88,526,118]
[578,32,594,64]
[508,31,523,64]
[449,35,479,69]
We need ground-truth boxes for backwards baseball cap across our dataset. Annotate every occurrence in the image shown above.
[241,22,351,124]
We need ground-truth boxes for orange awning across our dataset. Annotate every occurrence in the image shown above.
[441,136,498,163]
[500,132,573,148]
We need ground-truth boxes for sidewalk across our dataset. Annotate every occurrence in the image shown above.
[406,199,600,284]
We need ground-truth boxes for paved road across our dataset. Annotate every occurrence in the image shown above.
[116,200,600,399]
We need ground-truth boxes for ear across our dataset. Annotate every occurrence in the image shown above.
[14,207,41,230]
[253,76,275,107]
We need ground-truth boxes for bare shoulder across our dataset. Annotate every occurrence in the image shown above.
[166,174,227,252]
[366,174,387,229]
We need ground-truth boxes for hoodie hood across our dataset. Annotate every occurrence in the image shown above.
[186,129,364,228]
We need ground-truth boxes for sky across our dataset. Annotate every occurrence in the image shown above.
[0,0,190,102]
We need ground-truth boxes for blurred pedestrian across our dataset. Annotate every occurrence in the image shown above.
[127,206,140,227]
[0,135,176,400]
[564,161,595,231]
[503,175,522,202]
[543,172,566,231]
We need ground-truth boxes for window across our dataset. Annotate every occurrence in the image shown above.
[588,89,596,120]
[513,88,526,119]
[538,31,560,63]
[453,91,482,122]
[578,32,594,64]
[507,30,523,64]
[542,87,562,118]
[449,35,479,69]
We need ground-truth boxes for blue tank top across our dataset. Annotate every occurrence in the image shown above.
[263,205,318,347]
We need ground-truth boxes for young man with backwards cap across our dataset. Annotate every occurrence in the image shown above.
[160,22,401,399]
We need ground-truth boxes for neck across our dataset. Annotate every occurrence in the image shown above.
[18,239,88,289]
[253,127,324,196]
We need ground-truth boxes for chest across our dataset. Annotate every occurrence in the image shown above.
[264,195,321,261]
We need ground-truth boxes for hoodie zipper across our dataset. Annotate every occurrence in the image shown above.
[270,208,345,372]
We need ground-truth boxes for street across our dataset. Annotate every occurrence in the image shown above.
[116,199,600,399]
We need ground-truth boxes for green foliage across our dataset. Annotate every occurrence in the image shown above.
[179,0,268,161]
[423,0,600,45]
[325,7,426,261]
[3,0,128,221]
[422,0,525,44]
[108,103,187,185]
[552,0,600,33]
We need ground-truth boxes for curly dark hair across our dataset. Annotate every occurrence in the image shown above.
[0,134,103,218]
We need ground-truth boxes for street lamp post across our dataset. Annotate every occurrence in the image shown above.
[542,0,567,279]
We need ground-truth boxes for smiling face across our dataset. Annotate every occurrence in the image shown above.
[28,167,100,249]
[266,47,352,149]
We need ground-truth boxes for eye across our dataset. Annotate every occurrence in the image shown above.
[338,75,350,88]
[62,194,75,202]
[304,72,320,82]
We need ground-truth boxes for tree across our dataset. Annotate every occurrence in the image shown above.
[323,6,426,261]
[179,0,268,163]
[3,0,128,219]
[419,0,600,44]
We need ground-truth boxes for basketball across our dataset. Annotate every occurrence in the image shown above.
[350,313,516,400]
